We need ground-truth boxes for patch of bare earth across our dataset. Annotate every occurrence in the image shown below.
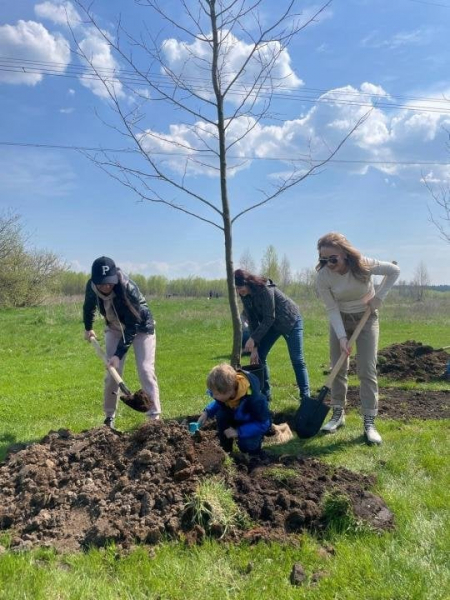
[0,421,393,553]
[346,387,449,420]
[275,387,449,426]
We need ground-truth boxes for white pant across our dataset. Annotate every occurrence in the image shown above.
[104,328,161,418]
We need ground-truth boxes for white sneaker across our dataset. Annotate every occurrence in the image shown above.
[321,408,345,433]
[147,413,160,421]
[364,416,382,444]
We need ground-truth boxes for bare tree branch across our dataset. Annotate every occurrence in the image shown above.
[424,177,450,243]
[232,109,371,223]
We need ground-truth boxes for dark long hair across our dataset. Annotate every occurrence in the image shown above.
[234,268,267,288]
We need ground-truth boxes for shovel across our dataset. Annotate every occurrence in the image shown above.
[89,336,152,413]
[88,337,152,412]
[413,344,450,357]
[89,336,133,396]
[295,305,373,439]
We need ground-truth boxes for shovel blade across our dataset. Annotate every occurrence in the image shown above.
[294,391,330,439]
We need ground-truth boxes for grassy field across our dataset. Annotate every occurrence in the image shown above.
[0,296,449,599]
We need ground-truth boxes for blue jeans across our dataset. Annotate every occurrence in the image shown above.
[257,316,310,401]
[242,328,251,348]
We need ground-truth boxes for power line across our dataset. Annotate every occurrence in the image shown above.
[1,140,448,167]
[1,56,449,115]
[1,64,447,115]
[1,55,447,104]
[406,0,450,7]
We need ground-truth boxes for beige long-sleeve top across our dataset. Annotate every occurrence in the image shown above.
[316,258,400,340]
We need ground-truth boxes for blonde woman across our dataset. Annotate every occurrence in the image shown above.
[316,233,400,444]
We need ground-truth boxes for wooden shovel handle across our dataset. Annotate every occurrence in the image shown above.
[323,306,372,389]
[89,336,131,394]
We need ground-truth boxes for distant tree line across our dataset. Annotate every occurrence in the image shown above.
[56,249,445,304]
[1,212,445,307]
[55,245,322,301]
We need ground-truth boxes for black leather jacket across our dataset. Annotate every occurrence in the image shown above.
[240,280,300,345]
[83,269,155,359]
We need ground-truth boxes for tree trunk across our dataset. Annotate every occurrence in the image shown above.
[210,0,242,367]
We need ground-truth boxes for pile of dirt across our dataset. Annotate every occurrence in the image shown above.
[349,340,449,382]
[0,421,393,553]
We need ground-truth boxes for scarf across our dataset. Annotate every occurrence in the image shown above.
[91,282,122,332]
[222,372,250,409]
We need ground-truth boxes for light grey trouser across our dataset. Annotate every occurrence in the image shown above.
[329,311,379,417]
[104,328,161,418]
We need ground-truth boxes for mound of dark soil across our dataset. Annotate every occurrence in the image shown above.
[349,340,449,382]
[0,421,393,553]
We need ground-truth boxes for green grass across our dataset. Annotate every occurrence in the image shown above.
[183,477,248,537]
[0,297,449,599]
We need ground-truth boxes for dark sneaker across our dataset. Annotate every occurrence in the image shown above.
[103,416,115,429]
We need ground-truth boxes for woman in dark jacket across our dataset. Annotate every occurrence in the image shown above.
[234,269,310,402]
[83,256,161,428]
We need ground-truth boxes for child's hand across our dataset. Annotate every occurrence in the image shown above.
[224,427,238,439]
[197,411,208,427]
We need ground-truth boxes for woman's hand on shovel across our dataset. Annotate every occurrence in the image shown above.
[368,296,382,313]
[84,330,96,341]
[339,337,352,356]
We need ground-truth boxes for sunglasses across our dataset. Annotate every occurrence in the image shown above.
[319,256,339,265]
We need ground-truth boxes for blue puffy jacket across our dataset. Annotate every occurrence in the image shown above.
[204,369,271,439]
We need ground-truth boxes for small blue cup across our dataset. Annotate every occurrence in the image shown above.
[189,422,199,434]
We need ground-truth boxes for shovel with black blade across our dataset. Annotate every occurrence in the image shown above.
[295,305,373,439]
[89,337,153,413]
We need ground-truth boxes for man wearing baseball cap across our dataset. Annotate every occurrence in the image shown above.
[83,256,161,428]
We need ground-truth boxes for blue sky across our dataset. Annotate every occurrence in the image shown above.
[1,0,450,283]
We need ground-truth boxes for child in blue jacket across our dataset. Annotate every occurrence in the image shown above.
[198,363,271,455]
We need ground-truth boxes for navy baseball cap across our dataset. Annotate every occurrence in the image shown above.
[91,256,118,285]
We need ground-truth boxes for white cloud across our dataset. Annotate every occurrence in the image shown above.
[136,81,450,184]
[119,259,226,279]
[0,4,123,101]
[0,20,70,85]
[60,107,74,113]
[69,259,87,273]
[361,28,431,50]
[78,31,124,99]
[35,1,81,28]
[161,29,303,106]
[421,167,450,185]
[138,113,314,177]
